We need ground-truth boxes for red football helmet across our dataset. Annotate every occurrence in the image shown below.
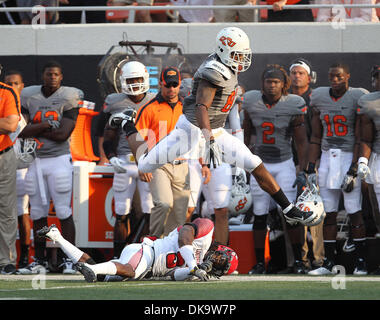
[206,245,238,276]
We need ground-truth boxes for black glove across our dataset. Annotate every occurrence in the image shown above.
[292,171,308,196]
[341,163,358,193]
[305,162,317,187]
[108,108,137,136]
[199,260,213,273]
[205,139,222,169]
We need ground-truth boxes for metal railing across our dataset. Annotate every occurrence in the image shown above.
[0,4,379,23]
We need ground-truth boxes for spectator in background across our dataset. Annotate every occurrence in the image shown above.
[3,70,32,269]
[135,66,190,238]
[107,0,153,22]
[0,64,21,275]
[213,0,256,22]
[59,0,107,23]
[316,0,379,22]
[170,0,214,22]
[0,0,21,24]
[16,0,69,24]
[265,0,314,21]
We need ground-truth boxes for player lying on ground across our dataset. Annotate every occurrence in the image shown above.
[37,217,238,282]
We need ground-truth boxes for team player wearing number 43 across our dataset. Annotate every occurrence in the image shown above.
[136,27,316,226]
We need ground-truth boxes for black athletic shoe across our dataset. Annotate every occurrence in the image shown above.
[77,262,97,283]
[1,264,18,275]
[248,262,266,275]
[353,258,368,275]
[293,260,307,274]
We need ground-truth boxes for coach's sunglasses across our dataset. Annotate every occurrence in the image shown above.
[164,82,179,88]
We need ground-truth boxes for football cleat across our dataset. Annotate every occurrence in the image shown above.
[36,224,61,243]
[283,205,315,226]
[353,258,368,275]
[293,260,307,274]
[60,258,78,275]
[77,262,97,283]
[18,258,49,275]
[248,262,266,275]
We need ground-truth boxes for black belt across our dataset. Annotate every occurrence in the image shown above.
[0,146,11,155]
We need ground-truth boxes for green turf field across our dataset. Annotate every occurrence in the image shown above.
[1,275,380,300]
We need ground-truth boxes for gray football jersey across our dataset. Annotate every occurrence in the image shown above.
[310,87,368,152]
[183,54,238,129]
[21,85,84,158]
[103,92,156,156]
[357,91,380,154]
[243,90,306,163]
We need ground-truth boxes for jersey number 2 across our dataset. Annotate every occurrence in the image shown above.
[262,122,275,144]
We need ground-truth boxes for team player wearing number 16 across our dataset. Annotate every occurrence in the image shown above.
[307,63,369,275]
[136,27,316,227]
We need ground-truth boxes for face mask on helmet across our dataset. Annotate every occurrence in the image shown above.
[14,138,37,169]
[215,27,252,73]
[120,61,150,96]
[296,184,325,227]
[205,245,238,277]
[228,172,252,217]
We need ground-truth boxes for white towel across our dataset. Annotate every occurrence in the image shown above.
[327,149,342,189]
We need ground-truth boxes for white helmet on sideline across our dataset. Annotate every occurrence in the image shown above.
[228,168,252,217]
[14,138,37,169]
[215,27,252,73]
[295,184,325,227]
[120,61,149,96]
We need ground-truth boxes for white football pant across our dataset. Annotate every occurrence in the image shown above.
[112,154,153,215]
[250,158,296,216]
[24,154,73,220]
[16,168,29,216]
[138,115,262,174]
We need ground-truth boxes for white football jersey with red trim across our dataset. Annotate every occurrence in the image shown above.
[151,218,214,277]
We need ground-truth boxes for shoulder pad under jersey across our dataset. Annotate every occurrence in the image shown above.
[203,60,232,80]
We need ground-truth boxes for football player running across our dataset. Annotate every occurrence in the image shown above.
[18,61,84,275]
[243,65,310,274]
[36,218,238,282]
[102,61,154,257]
[307,63,369,275]
[133,27,315,228]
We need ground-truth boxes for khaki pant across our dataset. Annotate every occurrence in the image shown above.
[0,147,18,266]
[149,162,190,238]
[301,223,325,268]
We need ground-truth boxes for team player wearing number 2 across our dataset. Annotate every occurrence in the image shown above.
[307,63,369,275]
[136,27,316,228]
[242,65,310,274]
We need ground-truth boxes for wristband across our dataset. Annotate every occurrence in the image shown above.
[358,157,368,166]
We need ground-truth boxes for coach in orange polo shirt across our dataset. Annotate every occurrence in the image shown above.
[0,64,21,274]
[135,66,190,238]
